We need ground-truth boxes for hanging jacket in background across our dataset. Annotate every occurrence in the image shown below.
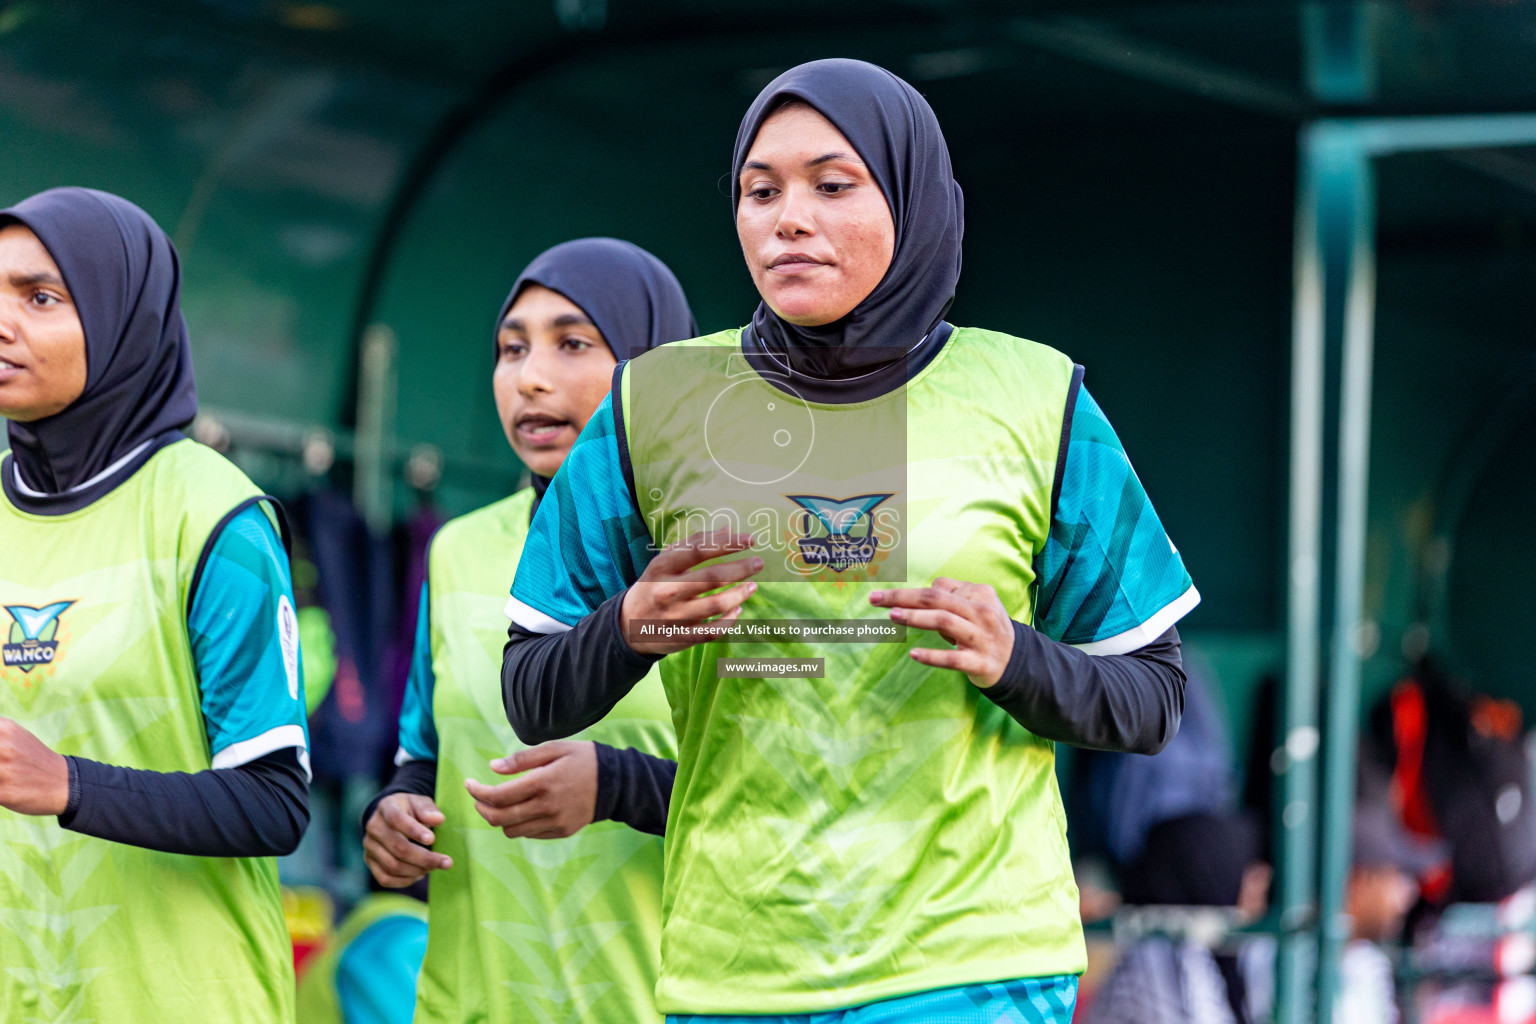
[297,489,396,781]
[1375,659,1536,904]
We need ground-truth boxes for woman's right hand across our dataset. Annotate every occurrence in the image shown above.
[364,792,452,887]
[620,530,763,655]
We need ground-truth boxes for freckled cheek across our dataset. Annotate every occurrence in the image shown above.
[836,218,893,294]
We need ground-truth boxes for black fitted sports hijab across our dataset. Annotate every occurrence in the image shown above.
[497,237,697,364]
[497,237,697,502]
[732,58,964,380]
[1,187,197,511]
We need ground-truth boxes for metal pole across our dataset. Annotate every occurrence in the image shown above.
[1278,126,1328,1024]
[1296,3,1373,1005]
[1314,124,1377,1024]
[354,323,398,534]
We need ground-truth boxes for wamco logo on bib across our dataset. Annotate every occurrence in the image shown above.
[787,494,894,573]
[3,601,75,673]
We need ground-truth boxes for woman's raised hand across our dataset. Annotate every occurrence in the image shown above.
[619,529,763,655]
[868,578,1017,689]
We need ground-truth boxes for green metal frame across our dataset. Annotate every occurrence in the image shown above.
[1283,112,1536,1024]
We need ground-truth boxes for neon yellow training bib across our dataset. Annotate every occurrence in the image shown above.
[413,488,677,1024]
[0,440,295,1023]
[622,328,1086,1014]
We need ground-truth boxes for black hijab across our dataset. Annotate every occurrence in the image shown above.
[731,58,964,383]
[2,187,197,514]
[1120,813,1262,908]
[497,237,697,364]
[495,237,697,501]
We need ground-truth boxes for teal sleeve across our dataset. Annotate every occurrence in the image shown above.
[396,582,438,763]
[1034,386,1199,654]
[188,503,310,770]
[506,394,654,632]
[334,914,429,1024]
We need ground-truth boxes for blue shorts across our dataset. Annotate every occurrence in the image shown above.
[667,976,1079,1024]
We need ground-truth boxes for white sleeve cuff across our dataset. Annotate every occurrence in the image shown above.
[394,745,431,766]
[211,724,311,780]
[505,594,575,634]
[1069,585,1201,657]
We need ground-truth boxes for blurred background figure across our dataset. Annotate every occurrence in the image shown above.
[1340,802,1447,1024]
[1072,666,1238,871]
[1086,813,1272,1024]
[1365,658,1536,914]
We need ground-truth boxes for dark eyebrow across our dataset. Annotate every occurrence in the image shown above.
[500,312,595,333]
[742,152,857,176]
[8,271,66,289]
[806,151,853,168]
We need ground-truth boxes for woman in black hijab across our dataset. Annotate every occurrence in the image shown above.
[1091,815,1271,1024]
[499,236,700,505]
[364,238,694,1023]
[503,60,1198,1022]
[0,187,308,1020]
[734,58,962,393]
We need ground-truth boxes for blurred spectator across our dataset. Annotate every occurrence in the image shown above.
[1073,668,1237,868]
[1366,658,1536,908]
[1086,814,1271,1024]
[1338,802,1447,1024]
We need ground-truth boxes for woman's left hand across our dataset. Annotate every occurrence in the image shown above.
[465,740,598,840]
[0,717,70,816]
[869,578,1016,689]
